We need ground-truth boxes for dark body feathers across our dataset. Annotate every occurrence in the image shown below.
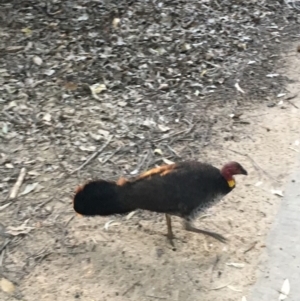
[74,161,233,219]
[119,162,233,219]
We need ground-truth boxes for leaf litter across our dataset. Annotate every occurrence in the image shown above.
[0,0,299,300]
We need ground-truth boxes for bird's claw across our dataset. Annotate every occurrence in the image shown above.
[184,223,228,244]
[209,232,227,244]
[166,233,175,247]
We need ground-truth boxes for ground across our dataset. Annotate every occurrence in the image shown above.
[0,1,300,301]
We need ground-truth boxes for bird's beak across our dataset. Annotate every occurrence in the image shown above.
[240,167,248,175]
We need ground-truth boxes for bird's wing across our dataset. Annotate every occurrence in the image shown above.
[115,163,180,187]
[116,161,220,215]
[131,163,181,182]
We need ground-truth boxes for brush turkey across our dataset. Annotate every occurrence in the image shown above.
[73,161,248,245]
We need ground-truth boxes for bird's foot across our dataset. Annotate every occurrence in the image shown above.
[166,233,175,247]
[204,231,227,244]
[184,222,227,244]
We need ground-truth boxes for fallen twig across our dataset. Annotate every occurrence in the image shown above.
[210,281,232,290]
[122,281,140,296]
[243,241,258,254]
[154,125,195,143]
[0,238,11,254]
[35,197,54,210]
[2,110,25,125]
[0,247,5,266]
[65,215,75,227]
[146,295,167,300]
[154,129,187,143]
[70,136,113,174]
[0,238,12,266]
[166,145,181,158]
[9,168,27,200]
[285,94,298,109]
[288,147,299,153]
[0,202,11,211]
[101,146,122,164]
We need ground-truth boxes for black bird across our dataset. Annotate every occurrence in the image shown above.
[73,161,248,245]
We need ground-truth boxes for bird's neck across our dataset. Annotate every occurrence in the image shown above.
[220,170,236,188]
[227,178,235,188]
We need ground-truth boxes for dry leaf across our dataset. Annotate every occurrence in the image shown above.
[21,27,32,36]
[0,278,15,293]
[6,46,23,52]
[183,43,191,51]
[288,147,299,153]
[234,82,245,94]
[112,18,121,28]
[28,170,40,176]
[42,113,51,122]
[154,148,164,155]
[227,285,242,292]
[130,168,140,175]
[2,123,8,134]
[158,83,169,90]
[266,73,279,78]
[98,129,110,138]
[278,100,284,106]
[126,211,136,220]
[211,282,232,290]
[104,220,120,231]
[89,132,102,141]
[277,93,286,98]
[238,43,247,50]
[20,182,38,195]
[271,189,284,197]
[64,82,78,91]
[89,83,107,100]
[78,14,89,21]
[44,69,55,76]
[158,124,170,132]
[226,262,245,269]
[33,56,43,66]
[117,101,127,107]
[162,158,175,165]
[79,145,97,152]
[5,163,13,169]
[279,279,290,300]
[142,119,156,128]
[200,69,207,77]
[0,203,11,211]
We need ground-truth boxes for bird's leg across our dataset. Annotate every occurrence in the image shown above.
[183,220,227,243]
[165,214,175,246]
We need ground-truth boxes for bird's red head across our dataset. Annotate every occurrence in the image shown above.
[220,161,248,181]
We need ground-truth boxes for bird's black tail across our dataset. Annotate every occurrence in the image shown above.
[73,180,133,216]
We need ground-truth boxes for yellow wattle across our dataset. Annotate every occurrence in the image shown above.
[227,179,235,188]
